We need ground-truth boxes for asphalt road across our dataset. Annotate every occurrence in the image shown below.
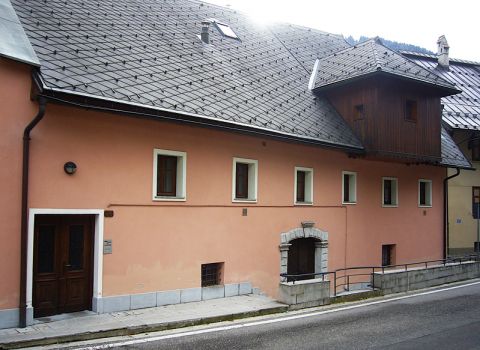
[79,282,480,350]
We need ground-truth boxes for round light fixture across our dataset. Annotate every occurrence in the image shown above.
[64,161,77,175]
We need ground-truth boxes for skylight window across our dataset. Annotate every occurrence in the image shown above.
[215,22,239,39]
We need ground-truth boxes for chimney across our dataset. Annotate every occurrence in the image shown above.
[437,35,450,68]
[201,20,211,44]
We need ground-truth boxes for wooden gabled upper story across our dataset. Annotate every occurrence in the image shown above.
[311,38,460,163]
[323,76,443,161]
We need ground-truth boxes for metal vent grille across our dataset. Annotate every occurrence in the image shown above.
[201,263,223,287]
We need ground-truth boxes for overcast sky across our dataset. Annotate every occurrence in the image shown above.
[205,0,479,62]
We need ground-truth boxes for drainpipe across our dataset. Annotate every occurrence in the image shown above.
[20,97,47,328]
[443,167,460,260]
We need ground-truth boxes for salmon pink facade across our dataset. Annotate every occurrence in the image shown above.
[0,58,446,327]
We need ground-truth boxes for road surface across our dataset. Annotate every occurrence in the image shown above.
[72,282,480,350]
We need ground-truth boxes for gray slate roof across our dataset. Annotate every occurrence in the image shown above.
[312,38,458,93]
[441,127,472,169]
[7,0,471,168]
[10,0,362,150]
[0,0,39,65]
[402,51,480,131]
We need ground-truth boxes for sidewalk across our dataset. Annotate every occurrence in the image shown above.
[0,295,287,349]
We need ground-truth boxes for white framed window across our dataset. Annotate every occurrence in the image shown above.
[342,171,357,204]
[418,179,432,207]
[382,177,398,207]
[294,167,314,205]
[214,22,239,39]
[232,157,258,202]
[152,149,187,201]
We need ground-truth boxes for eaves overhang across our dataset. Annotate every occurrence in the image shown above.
[32,72,365,155]
[312,70,461,97]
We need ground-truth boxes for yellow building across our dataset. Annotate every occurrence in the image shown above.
[447,133,480,255]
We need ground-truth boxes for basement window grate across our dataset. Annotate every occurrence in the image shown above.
[201,262,223,287]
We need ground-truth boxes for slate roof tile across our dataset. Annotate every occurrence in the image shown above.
[11,0,363,150]
[9,0,470,167]
[440,127,472,168]
[313,38,458,93]
[402,51,480,131]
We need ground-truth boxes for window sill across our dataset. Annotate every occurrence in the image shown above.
[294,201,313,206]
[342,201,357,205]
[382,204,398,208]
[419,205,432,208]
[153,196,186,202]
[232,198,257,203]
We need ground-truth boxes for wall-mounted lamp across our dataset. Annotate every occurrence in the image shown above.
[64,161,77,175]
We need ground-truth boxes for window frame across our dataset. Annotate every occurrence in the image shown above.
[473,187,480,219]
[294,166,314,205]
[418,179,432,208]
[152,149,187,201]
[405,99,418,123]
[342,171,357,205]
[201,262,224,287]
[232,157,258,203]
[382,244,396,267]
[382,177,398,207]
[353,104,365,121]
[214,22,239,40]
[469,138,480,161]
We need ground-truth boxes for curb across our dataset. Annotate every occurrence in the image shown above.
[0,306,288,349]
[332,290,384,303]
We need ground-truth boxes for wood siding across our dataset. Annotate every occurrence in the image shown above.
[325,77,442,161]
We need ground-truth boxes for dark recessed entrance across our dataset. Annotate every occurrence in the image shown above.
[287,238,316,281]
[33,215,94,318]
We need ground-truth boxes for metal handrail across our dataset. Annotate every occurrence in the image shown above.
[279,253,480,297]
[279,271,332,283]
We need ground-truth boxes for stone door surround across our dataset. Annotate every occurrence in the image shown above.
[279,226,328,282]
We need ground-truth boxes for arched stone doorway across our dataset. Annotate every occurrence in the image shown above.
[279,226,328,282]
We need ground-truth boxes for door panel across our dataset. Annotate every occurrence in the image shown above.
[60,219,92,314]
[33,215,93,318]
[287,238,316,281]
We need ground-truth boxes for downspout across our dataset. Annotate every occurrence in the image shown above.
[443,167,460,260]
[20,96,46,327]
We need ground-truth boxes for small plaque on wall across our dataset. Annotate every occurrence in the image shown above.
[103,239,112,254]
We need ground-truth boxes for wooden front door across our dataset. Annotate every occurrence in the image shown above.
[33,215,93,318]
[287,238,316,281]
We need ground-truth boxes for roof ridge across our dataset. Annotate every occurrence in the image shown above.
[371,40,383,71]
[401,50,480,66]
[198,0,345,40]
[313,37,375,62]
[313,37,459,92]
[367,40,456,88]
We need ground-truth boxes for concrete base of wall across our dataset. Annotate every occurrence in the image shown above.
[0,283,253,329]
[96,282,253,314]
[278,279,330,310]
[0,308,19,330]
[373,261,480,294]
[448,248,475,257]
